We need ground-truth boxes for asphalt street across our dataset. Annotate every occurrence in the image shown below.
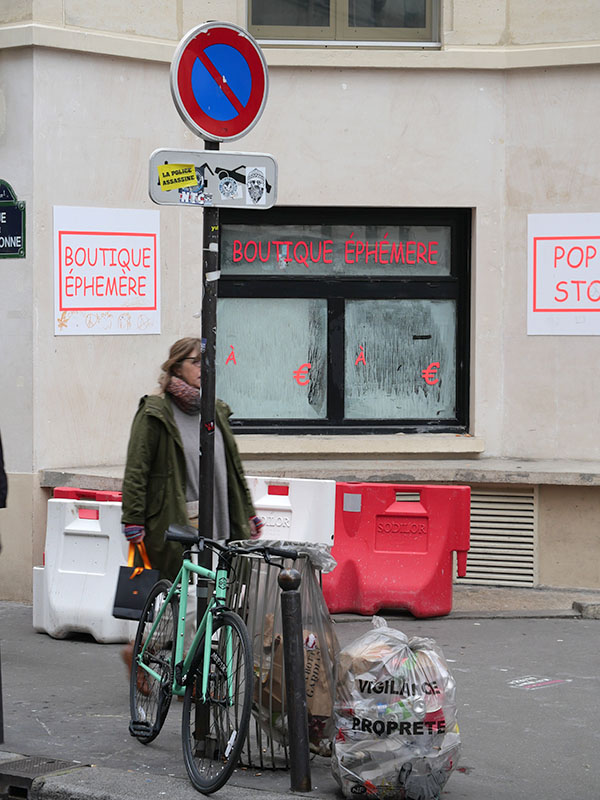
[1,601,599,799]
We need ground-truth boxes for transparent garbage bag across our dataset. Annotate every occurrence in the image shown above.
[332,616,460,800]
[235,542,339,753]
[234,538,337,573]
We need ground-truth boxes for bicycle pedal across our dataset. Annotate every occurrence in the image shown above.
[129,720,153,738]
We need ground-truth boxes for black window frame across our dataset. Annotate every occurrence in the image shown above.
[219,206,471,435]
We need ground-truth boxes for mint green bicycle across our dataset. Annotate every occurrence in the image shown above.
[128,523,297,794]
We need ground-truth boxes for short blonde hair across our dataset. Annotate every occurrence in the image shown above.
[158,337,202,391]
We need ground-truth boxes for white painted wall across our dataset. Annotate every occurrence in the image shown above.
[14,48,600,466]
[2,6,600,468]
[31,48,205,470]
[503,65,600,458]
[445,0,600,46]
[0,49,34,474]
[2,1,600,598]
[6,0,600,47]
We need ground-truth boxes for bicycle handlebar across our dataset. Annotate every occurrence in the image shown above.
[237,542,299,561]
[164,524,298,562]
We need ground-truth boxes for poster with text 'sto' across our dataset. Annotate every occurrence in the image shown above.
[528,212,600,335]
[53,206,160,335]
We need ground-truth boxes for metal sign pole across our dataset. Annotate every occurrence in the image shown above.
[195,139,220,744]
[196,133,218,661]
[161,18,273,754]
[198,138,220,547]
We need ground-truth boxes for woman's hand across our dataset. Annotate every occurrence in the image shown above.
[249,515,264,540]
[123,524,145,544]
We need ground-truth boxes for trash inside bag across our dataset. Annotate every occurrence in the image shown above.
[332,616,460,800]
[252,556,340,754]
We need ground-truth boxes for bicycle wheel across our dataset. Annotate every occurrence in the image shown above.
[129,579,178,744]
[181,610,252,794]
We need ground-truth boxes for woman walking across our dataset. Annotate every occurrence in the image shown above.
[120,337,260,680]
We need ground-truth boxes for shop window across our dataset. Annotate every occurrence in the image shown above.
[217,206,470,434]
[248,0,438,44]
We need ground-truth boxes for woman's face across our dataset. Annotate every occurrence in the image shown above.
[176,350,201,389]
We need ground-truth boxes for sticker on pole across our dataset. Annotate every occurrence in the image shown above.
[157,163,198,191]
[170,21,269,143]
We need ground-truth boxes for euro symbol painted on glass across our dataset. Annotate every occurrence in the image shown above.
[293,362,311,385]
[421,362,440,385]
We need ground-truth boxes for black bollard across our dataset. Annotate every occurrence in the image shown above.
[278,568,311,793]
[0,644,3,744]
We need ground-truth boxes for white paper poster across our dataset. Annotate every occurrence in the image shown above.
[54,206,160,335]
[528,212,600,335]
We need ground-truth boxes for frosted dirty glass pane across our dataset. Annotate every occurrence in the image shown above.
[345,299,456,419]
[221,223,450,277]
[216,298,327,419]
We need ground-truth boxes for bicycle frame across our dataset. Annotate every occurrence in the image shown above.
[136,553,232,702]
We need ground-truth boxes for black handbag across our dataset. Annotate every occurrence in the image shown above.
[112,541,159,620]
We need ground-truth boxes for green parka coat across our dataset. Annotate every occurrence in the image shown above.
[121,394,255,581]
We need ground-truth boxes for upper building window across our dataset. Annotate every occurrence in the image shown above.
[248,0,439,45]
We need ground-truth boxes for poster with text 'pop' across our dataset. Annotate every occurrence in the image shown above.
[53,206,160,335]
[528,212,600,335]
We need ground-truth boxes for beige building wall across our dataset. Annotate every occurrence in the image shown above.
[503,65,600,459]
[1,1,600,600]
[538,485,600,589]
[445,0,600,46]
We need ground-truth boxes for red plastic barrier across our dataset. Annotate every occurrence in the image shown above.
[52,487,122,502]
[321,483,470,618]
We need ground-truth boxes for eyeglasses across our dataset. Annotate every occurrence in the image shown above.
[182,358,202,367]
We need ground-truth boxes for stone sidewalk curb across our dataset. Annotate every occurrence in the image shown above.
[0,757,315,800]
[333,608,583,623]
[29,765,313,800]
[448,608,581,619]
[572,601,600,619]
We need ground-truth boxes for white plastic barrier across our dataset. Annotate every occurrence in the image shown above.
[33,489,136,644]
[245,475,335,545]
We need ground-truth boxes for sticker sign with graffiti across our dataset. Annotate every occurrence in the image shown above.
[149,149,277,209]
[53,206,160,336]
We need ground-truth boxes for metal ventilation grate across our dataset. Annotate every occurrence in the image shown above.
[456,488,537,587]
[0,757,87,800]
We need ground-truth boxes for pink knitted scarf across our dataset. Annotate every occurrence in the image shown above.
[166,376,201,414]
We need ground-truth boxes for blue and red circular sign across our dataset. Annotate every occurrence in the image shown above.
[170,22,269,142]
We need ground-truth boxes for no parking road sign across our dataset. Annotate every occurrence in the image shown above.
[171,21,269,142]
